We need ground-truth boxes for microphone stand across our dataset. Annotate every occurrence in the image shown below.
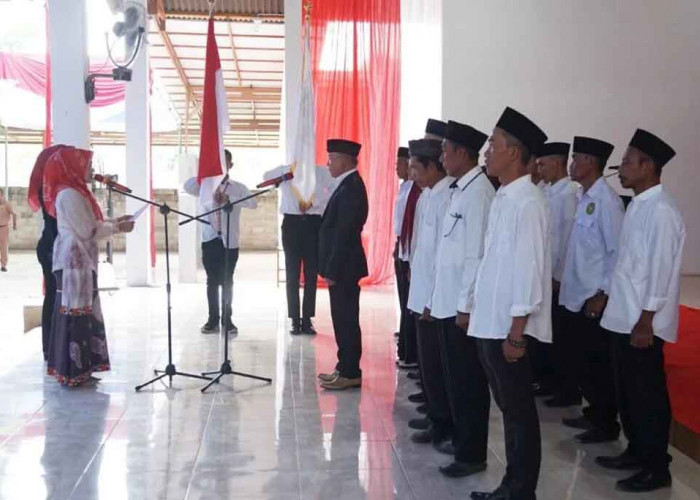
[179,186,275,393]
[103,185,214,391]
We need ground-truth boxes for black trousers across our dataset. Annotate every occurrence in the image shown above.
[395,259,417,363]
[329,280,362,379]
[553,307,583,402]
[569,311,619,433]
[439,319,490,463]
[530,290,560,390]
[611,333,671,472]
[201,239,239,323]
[477,338,540,500]
[415,317,453,439]
[36,245,56,361]
[282,214,321,320]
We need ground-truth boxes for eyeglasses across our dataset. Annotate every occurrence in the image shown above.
[443,212,463,237]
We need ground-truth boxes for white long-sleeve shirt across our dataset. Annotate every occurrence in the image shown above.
[546,177,579,282]
[262,164,333,216]
[393,180,414,262]
[407,176,454,314]
[467,174,552,342]
[559,177,624,312]
[601,185,686,343]
[183,176,258,249]
[430,167,495,319]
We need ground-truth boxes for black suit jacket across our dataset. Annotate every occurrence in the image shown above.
[319,170,369,283]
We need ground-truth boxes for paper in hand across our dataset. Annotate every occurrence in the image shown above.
[130,204,149,221]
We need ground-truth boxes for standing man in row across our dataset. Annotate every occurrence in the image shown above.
[557,137,624,444]
[317,140,368,391]
[430,120,494,478]
[468,107,550,500]
[598,129,685,493]
[530,142,578,397]
[404,139,454,449]
[263,162,332,335]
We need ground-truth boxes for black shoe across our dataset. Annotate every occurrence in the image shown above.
[201,321,220,334]
[0,267,6,272]
[470,489,508,500]
[532,383,553,397]
[411,430,434,444]
[290,319,302,335]
[409,417,431,430]
[406,371,421,380]
[301,318,317,335]
[575,428,619,444]
[394,331,400,338]
[439,461,487,478]
[225,321,238,335]
[562,415,593,430]
[416,404,428,414]
[545,395,581,408]
[595,450,645,470]
[415,381,423,388]
[397,360,419,370]
[408,392,426,403]
[616,469,671,492]
[433,440,455,455]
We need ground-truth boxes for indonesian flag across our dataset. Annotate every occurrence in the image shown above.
[197,17,230,211]
[289,25,316,206]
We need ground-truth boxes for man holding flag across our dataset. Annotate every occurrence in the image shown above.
[182,15,258,335]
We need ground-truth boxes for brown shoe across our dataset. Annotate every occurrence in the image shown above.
[320,376,362,390]
[317,370,339,383]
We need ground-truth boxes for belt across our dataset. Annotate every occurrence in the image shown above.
[284,213,321,219]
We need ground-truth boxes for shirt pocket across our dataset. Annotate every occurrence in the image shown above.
[574,214,598,249]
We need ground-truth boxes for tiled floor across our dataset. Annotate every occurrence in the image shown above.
[1,252,699,499]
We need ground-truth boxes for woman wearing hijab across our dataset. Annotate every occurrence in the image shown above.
[42,146,134,386]
[28,144,65,360]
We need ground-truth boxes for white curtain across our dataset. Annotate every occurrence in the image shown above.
[400,0,443,145]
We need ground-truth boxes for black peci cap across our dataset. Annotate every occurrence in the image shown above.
[397,147,409,159]
[573,136,614,163]
[445,121,488,153]
[409,139,442,158]
[629,129,676,168]
[536,142,570,159]
[495,107,548,153]
[425,119,447,139]
[327,139,362,157]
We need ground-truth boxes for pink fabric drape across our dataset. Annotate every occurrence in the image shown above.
[310,0,401,285]
[0,52,126,107]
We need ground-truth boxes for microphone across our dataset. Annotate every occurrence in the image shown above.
[256,171,293,189]
[94,174,132,193]
[604,166,620,179]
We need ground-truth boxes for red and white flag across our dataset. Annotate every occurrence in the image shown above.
[197,17,230,211]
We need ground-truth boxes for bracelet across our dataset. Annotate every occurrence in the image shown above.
[506,336,527,349]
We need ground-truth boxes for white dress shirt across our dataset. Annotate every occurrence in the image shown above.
[407,176,454,314]
[468,175,552,342]
[601,185,686,343]
[393,180,414,262]
[183,176,258,248]
[546,177,579,282]
[559,177,624,313]
[262,165,333,216]
[430,167,495,319]
[183,177,219,242]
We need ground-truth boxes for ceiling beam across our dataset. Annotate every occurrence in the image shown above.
[149,31,284,40]
[164,11,284,23]
[150,55,283,63]
[149,43,283,51]
[155,23,202,119]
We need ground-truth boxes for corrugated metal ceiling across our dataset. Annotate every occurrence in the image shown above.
[164,0,284,16]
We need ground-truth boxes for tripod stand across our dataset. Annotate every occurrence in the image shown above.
[179,187,273,393]
[105,186,213,391]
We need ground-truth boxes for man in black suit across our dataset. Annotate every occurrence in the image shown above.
[316,139,369,390]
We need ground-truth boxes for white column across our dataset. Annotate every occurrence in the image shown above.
[47,0,90,148]
[283,0,302,164]
[125,0,152,286]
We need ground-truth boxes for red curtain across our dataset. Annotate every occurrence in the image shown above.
[309,0,401,285]
[0,52,126,107]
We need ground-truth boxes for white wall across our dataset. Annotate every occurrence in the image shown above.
[442,0,700,274]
